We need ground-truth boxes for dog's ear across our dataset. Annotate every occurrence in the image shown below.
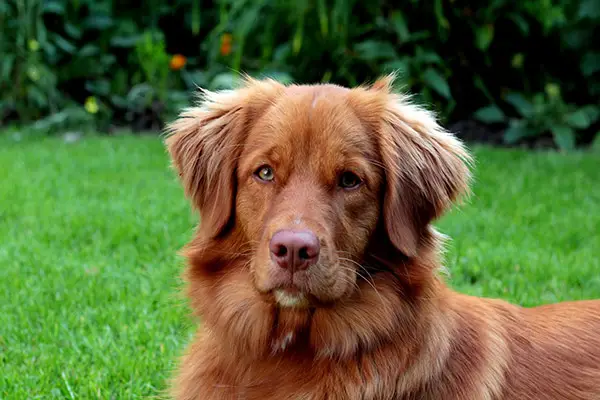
[165,78,284,238]
[364,75,473,257]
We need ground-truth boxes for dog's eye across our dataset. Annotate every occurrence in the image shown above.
[255,165,275,182]
[338,171,362,189]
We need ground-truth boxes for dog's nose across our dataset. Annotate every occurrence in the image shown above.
[269,229,320,271]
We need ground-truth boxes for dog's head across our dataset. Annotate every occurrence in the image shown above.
[166,75,471,312]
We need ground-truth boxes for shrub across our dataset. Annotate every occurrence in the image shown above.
[1,0,598,149]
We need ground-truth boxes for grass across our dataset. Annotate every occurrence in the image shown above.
[1,134,599,399]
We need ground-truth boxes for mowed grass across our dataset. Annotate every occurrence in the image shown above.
[1,135,599,398]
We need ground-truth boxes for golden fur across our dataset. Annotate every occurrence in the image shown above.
[165,76,600,400]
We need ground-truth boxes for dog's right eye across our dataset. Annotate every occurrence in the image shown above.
[338,171,362,190]
[255,165,275,182]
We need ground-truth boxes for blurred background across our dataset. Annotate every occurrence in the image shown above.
[1,0,599,149]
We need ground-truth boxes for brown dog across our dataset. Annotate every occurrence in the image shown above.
[165,76,600,400]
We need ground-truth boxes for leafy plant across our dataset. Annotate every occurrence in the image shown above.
[1,0,598,147]
[0,0,61,122]
[135,31,170,102]
[31,104,96,133]
[475,85,600,150]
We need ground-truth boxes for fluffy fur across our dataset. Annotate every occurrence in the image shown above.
[165,76,600,400]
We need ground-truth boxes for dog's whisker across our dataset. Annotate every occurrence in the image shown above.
[336,258,386,306]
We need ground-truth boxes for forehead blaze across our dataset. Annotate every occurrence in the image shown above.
[242,86,380,184]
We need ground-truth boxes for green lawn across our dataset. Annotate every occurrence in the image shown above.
[1,135,599,399]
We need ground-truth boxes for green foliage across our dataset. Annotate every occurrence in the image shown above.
[135,31,170,101]
[0,0,192,131]
[475,86,600,151]
[1,0,599,149]
[0,0,61,122]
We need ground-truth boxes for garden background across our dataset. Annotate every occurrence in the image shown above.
[2,0,600,148]
[1,1,599,398]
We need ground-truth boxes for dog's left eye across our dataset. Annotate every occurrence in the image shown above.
[255,165,275,182]
[338,171,362,189]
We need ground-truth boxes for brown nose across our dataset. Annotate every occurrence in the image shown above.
[269,229,320,271]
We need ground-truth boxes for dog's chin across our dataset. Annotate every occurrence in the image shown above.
[272,288,310,309]
[268,280,353,309]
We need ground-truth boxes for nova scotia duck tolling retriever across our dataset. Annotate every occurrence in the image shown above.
[164,75,600,400]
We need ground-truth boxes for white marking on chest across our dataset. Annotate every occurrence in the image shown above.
[272,331,295,353]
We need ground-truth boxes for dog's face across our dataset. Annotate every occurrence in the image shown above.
[236,85,383,306]
[166,76,471,311]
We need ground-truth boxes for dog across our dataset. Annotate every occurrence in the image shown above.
[164,75,600,400]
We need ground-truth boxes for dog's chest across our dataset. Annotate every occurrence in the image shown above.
[227,356,408,400]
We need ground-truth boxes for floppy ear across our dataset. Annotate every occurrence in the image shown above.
[165,78,283,238]
[370,76,473,257]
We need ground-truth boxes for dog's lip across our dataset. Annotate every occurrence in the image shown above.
[276,285,302,295]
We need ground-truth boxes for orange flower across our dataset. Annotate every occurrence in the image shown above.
[170,54,187,70]
[220,33,232,56]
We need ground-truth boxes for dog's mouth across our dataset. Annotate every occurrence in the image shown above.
[254,241,361,308]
